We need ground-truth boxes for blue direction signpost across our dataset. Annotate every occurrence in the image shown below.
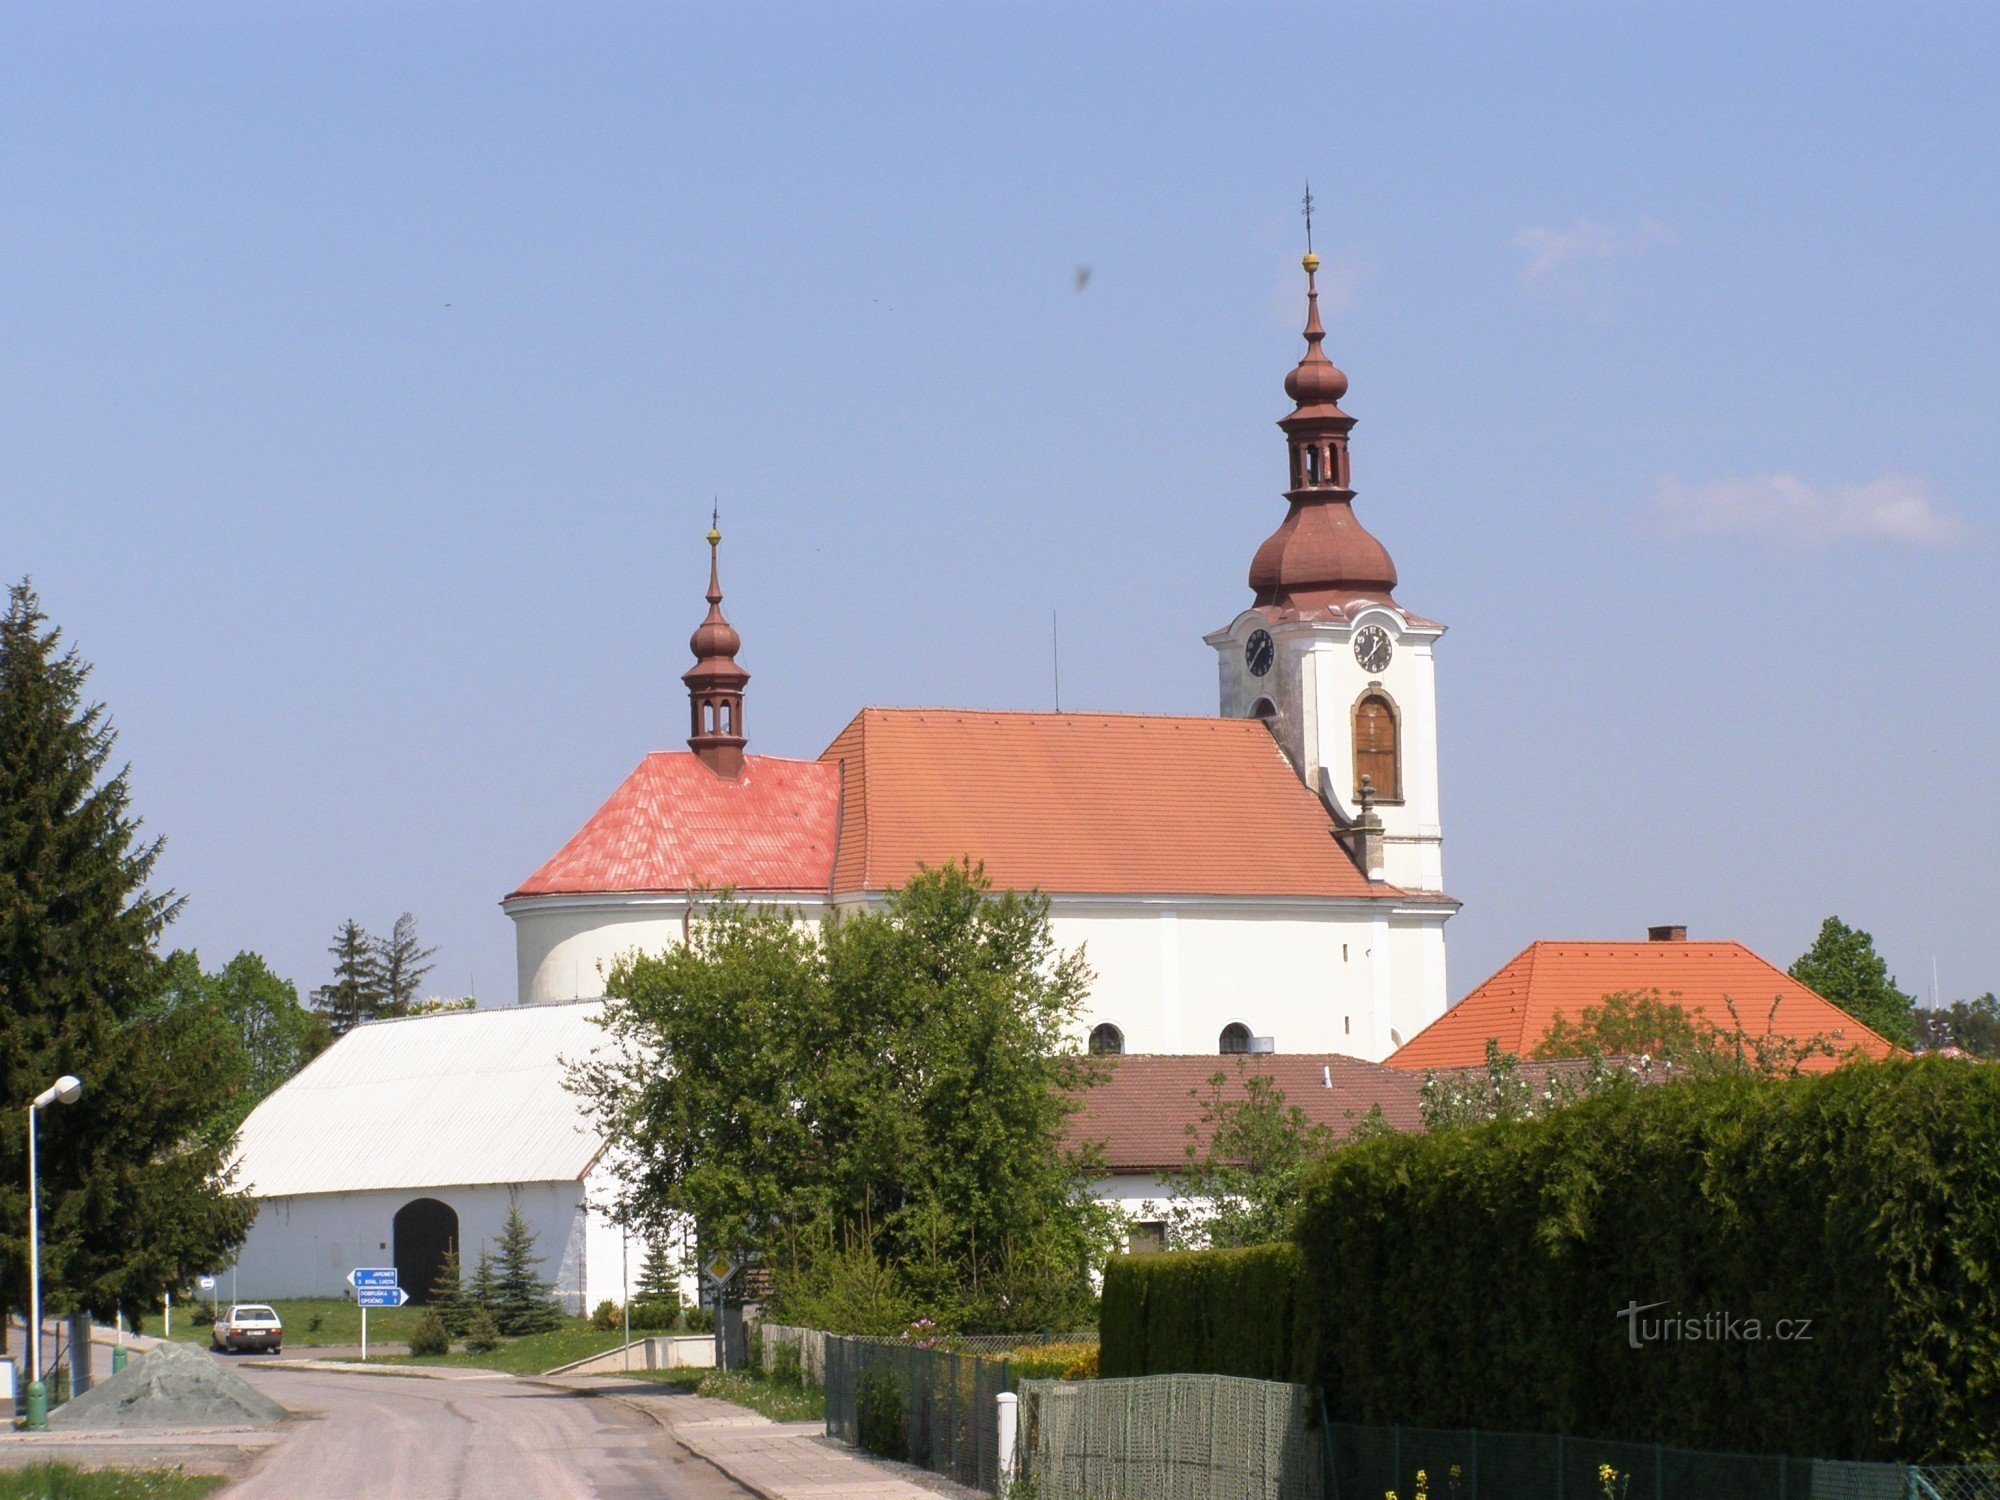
[348,1268,407,1359]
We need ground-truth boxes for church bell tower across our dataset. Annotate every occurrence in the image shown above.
[1204,242,1446,894]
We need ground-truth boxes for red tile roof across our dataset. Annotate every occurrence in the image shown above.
[818,708,1388,899]
[1067,1054,1424,1173]
[1386,940,1899,1074]
[507,752,840,899]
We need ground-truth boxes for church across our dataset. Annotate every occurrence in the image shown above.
[226,249,1463,1307]
[505,247,1457,1060]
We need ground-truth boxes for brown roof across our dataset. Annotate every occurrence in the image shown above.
[1387,939,1900,1074]
[818,707,1388,899]
[1067,1054,1424,1174]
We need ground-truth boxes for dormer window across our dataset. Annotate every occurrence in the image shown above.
[1089,1023,1125,1056]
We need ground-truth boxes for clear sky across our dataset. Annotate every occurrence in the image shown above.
[4,4,1995,1013]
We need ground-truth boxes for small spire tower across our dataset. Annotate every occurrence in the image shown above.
[684,515,749,777]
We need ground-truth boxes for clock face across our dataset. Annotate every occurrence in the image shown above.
[1353,625,1393,674]
[1244,629,1274,677]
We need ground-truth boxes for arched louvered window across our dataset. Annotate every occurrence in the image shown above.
[1353,692,1401,803]
[1089,1023,1124,1056]
[1219,1022,1252,1055]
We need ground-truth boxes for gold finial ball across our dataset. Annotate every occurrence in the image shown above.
[1302,252,1321,273]
[706,527,721,546]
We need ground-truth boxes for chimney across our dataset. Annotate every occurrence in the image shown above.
[1648,925,1688,943]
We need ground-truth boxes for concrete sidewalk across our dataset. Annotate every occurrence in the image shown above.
[552,1375,982,1500]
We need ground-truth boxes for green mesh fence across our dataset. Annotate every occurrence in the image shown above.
[1018,1374,1324,1500]
[1321,1416,1997,1500]
[824,1334,1017,1492]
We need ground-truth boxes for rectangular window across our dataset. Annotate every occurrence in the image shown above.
[1128,1221,1168,1255]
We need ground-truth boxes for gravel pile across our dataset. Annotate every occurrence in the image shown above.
[49,1340,289,1429]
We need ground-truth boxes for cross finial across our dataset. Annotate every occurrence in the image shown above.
[708,499,720,546]
[1302,182,1315,255]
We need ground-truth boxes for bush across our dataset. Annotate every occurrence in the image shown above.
[1297,1058,2000,1463]
[684,1305,715,1334]
[627,1299,676,1331]
[408,1309,451,1357]
[1098,1243,1312,1383]
[591,1300,622,1332]
[771,1339,803,1385]
[1007,1340,1100,1380]
[190,1303,217,1327]
[857,1368,907,1461]
[464,1308,502,1353]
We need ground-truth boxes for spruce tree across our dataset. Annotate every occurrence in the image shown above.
[469,1246,500,1314]
[492,1202,564,1335]
[428,1245,471,1335]
[374,913,439,1017]
[316,919,384,1036]
[0,581,255,1325]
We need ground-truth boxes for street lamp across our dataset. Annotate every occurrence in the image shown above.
[26,1075,82,1430]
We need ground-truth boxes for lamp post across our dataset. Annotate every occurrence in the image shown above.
[26,1075,83,1430]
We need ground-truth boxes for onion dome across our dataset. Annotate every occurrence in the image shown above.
[683,523,750,776]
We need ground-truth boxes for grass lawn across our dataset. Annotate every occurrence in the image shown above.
[150,1297,428,1349]
[634,1367,826,1424]
[382,1321,629,1375]
[0,1466,226,1500]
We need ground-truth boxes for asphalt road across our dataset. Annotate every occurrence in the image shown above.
[226,1362,753,1500]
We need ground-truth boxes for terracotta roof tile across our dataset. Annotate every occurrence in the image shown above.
[1068,1054,1425,1174]
[507,752,840,899]
[819,708,1386,899]
[1386,940,1899,1074]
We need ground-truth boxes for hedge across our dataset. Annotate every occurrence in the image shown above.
[1296,1058,2000,1463]
[1099,1243,1313,1383]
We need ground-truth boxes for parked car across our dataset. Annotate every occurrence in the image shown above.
[212,1304,283,1354]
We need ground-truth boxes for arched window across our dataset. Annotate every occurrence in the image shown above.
[721,701,733,734]
[1219,1022,1252,1055]
[1089,1023,1124,1056]
[1304,445,1320,484]
[1249,697,1276,726]
[1353,692,1401,803]
[392,1197,460,1306]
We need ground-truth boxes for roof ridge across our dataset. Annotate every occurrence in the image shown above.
[855,705,1260,728]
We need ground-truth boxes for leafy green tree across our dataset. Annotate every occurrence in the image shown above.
[575,862,1116,1333]
[1914,993,2000,1058]
[1790,916,1918,1048]
[428,1244,471,1334]
[158,949,331,1143]
[374,912,438,1017]
[0,581,255,1329]
[491,1202,563,1335]
[314,919,385,1036]
[1153,1066,1340,1250]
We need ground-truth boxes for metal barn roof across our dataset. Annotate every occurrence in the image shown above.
[231,1001,610,1198]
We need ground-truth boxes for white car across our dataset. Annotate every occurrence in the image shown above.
[212,1304,284,1354]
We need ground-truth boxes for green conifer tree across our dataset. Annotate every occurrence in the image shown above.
[315,919,384,1036]
[0,581,255,1325]
[492,1202,564,1335]
[429,1244,471,1335]
[469,1247,500,1314]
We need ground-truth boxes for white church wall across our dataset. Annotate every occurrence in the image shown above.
[509,893,830,1003]
[227,1179,592,1312]
[1048,897,1401,1061]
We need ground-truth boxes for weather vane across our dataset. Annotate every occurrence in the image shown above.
[1302,182,1315,255]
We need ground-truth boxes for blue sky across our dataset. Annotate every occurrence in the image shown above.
[4,4,1995,1010]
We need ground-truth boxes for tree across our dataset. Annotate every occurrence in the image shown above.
[1154,1065,1341,1250]
[374,913,439,1017]
[315,919,384,1036]
[491,1202,563,1336]
[1790,916,1918,1048]
[1914,993,2000,1057]
[0,581,255,1328]
[158,949,331,1143]
[575,862,1117,1333]
[428,1245,471,1335]
[468,1247,499,1315]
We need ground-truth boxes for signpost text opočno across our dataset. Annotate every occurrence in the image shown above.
[348,1267,408,1360]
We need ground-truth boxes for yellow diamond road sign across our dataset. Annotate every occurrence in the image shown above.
[705,1254,737,1284]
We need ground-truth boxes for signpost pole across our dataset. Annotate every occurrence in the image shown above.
[361,1304,367,1363]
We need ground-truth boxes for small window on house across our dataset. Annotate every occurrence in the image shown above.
[1128,1220,1168,1255]
[1353,692,1401,802]
[1219,1022,1252,1055]
[1089,1023,1125,1056]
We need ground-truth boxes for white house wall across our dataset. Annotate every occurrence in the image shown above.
[226,1180,594,1313]
[510,894,830,1003]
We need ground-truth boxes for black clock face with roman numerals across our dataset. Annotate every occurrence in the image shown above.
[1353,625,1393,673]
[1245,629,1274,677]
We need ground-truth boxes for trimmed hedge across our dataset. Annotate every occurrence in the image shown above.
[1297,1058,2000,1463]
[1100,1243,1313,1383]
